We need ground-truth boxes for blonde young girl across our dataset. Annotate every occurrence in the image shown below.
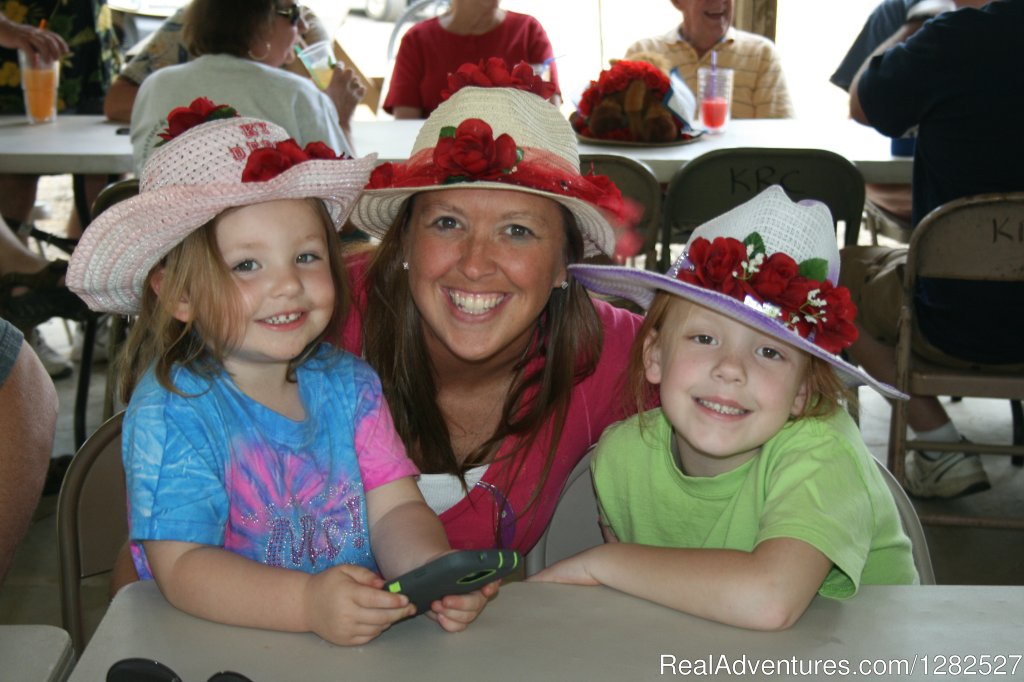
[67,100,494,646]
[532,186,918,630]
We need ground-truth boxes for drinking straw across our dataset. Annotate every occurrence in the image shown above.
[710,51,717,95]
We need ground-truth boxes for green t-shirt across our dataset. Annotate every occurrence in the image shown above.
[592,408,918,599]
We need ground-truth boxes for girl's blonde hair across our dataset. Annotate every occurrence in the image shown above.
[628,293,854,423]
[117,199,349,402]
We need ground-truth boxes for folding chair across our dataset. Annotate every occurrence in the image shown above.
[887,192,1024,529]
[660,147,865,269]
[874,459,935,584]
[579,154,662,270]
[57,411,127,655]
[525,450,602,576]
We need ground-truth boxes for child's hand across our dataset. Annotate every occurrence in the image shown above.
[528,549,602,586]
[424,580,501,632]
[304,564,415,646]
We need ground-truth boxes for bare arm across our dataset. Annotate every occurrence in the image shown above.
[531,537,833,631]
[0,337,58,585]
[145,539,414,646]
[849,20,925,124]
[103,77,140,123]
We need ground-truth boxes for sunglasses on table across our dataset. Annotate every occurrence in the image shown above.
[274,3,304,25]
[107,657,252,682]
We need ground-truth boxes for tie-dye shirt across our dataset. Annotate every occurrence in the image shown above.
[124,346,418,579]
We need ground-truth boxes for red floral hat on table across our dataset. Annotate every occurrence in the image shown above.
[569,186,906,399]
[351,58,640,260]
[67,98,377,315]
[572,59,697,143]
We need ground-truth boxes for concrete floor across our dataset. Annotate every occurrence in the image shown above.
[1,176,1022,646]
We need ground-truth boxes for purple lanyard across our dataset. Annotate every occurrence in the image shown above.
[474,480,517,549]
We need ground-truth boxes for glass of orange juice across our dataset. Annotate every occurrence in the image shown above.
[18,50,60,124]
[297,41,337,91]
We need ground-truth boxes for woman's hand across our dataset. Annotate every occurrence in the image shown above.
[425,580,501,632]
[0,13,68,62]
[325,65,365,133]
[303,564,415,646]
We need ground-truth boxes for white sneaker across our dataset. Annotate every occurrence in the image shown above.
[904,445,991,499]
[71,315,110,364]
[28,328,73,380]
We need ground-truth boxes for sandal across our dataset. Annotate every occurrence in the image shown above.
[0,261,94,332]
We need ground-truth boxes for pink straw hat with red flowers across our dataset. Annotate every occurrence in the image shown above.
[67,99,376,315]
[350,60,638,259]
[569,186,906,399]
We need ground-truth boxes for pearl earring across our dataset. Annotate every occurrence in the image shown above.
[402,261,410,271]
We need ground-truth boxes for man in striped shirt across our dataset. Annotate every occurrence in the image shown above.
[624,0,793,119]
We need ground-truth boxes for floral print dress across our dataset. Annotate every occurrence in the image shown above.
[0,0,120,114]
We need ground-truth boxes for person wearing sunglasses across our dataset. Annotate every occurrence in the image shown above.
[128,0,364,171]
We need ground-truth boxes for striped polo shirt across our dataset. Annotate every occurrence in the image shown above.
[625,26,794,119]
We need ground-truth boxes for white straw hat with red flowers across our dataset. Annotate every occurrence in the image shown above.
[67,98,376,315]
[570,185,906,399]
[350,59,638,259]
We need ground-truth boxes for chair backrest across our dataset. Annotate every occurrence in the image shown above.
[906,192,1024,283]
[580,154,663,270]
[873,458,935,585]
[91,178,140,219]
[896,191,1024,402]
[525,450,602,575]
[57,411,126,655]
[660,147,865,269]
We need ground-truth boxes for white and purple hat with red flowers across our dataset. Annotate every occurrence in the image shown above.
[570,185,906,399]
[350,58,641,260]
[67,98,376,315]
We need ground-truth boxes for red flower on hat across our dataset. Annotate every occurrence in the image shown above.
[675,233,858,353]
[678,236,755,300]
[433,119,523,183]
[802,280,858,354]
[303,140,341,159]
[242,146,295,182]
[241,139,347,182]
[156,97,239,145]
[441,58,557,101]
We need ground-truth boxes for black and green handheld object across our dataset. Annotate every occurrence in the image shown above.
[384,549,521,613]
